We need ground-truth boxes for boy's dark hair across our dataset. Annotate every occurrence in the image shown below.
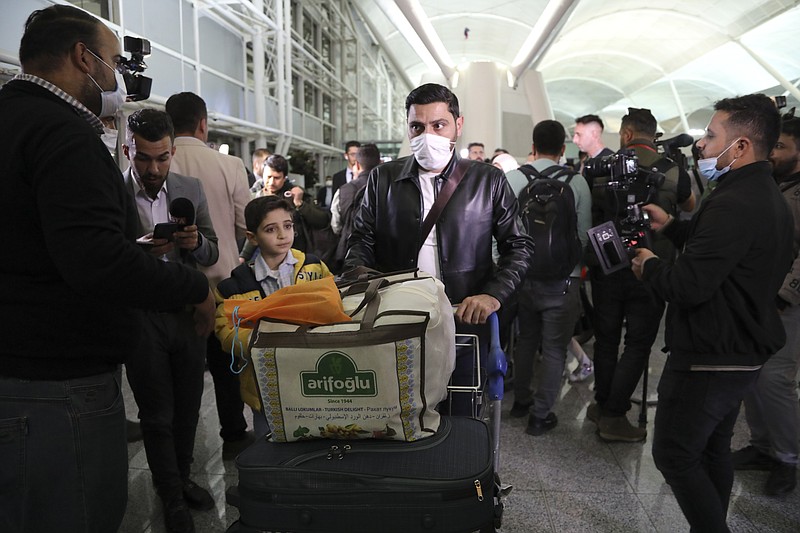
[621,107,658,138]
[575,114,604,130]
[245,196,294,233]
[468,142,484,149]
[532,120,567,156]
[405,83,460,119]
[20,5,102,72]
[356,143,381,174]
[266,154,289,176]
[715,94,782,160]
[344,140,361,152]
[781,115,800,151]
[165,92,207,135]
[126,109,175,143]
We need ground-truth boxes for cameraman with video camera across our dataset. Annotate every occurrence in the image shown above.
[632,94,793,531]
[586,107,694,442]
[0,6,215,532]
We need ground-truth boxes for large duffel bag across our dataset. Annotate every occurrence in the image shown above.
[226,416,500,533]
[248,271,455,442]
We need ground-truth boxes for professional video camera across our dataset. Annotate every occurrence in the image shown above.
[655,133,693,163]
[120,36,152,102]
[586,149,666,274]
[583,150,638,182]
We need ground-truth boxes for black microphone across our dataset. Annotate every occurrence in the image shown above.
[169,197,195,226]
[660,133,694,150]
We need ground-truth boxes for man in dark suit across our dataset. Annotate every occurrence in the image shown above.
[331,140,361,200]
[122,108,219,533]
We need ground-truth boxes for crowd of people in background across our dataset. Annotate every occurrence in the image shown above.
[2,5,799,533]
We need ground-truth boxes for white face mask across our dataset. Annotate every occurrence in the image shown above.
[86,50,127,117]
[410,133,454,171]
[698,137,740,181]
[100,126,118,153]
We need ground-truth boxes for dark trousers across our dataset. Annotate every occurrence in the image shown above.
[653,361,760,532]
[0,369,127,533]
[126,310,206,500]
[206,333,247,441]
[513,277,581,418]
[590,269,665,416]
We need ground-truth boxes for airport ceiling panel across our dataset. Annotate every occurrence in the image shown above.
[420,0,548,65]
[367,0,800,129]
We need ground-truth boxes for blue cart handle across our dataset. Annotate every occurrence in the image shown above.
[483,312,508,402]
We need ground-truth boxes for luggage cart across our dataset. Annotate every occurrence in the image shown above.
[226,312,509,533]
[445,312,508,473]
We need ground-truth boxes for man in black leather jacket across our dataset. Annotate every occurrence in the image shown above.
[346,83,531,323]
[345,84,533,414]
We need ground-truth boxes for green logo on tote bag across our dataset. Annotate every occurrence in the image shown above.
[300,351,377,397]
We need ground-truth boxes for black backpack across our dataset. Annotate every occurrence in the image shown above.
[517,164,582,280]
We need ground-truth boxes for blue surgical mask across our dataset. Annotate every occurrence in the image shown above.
[697,138,739,181]
[86,49,127,117]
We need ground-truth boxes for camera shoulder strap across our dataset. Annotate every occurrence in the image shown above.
[648,156,677,175]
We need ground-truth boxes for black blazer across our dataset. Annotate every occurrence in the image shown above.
[332,168,348,197]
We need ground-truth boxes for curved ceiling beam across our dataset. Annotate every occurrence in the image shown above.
[735,38,800,102]
[374,0,442,75]
[393,0,456,81]
[507,0,580,87]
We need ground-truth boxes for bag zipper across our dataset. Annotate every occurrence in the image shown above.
[282,417,451,467]
[255,419,491,502]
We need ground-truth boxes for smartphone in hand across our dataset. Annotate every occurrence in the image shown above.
[153,222,183,242]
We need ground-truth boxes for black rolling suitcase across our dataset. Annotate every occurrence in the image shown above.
[226,416,501,533]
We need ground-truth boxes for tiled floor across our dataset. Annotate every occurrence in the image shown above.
[119,335,800,532]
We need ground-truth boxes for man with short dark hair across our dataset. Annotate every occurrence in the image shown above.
[331,143,381,270]
[166,91,254,460]
[573,114,612,160]
[587,107,694,442]
[122,108,219,532]
[0,6,214,531]
[242,154,330,259]
[510,120,591,436]
[346,83,532,415]
[732,113,800,496]
[467,142,485,161]
[573,114,613,185]
[331,140,361,198]
[633,93,794,531]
